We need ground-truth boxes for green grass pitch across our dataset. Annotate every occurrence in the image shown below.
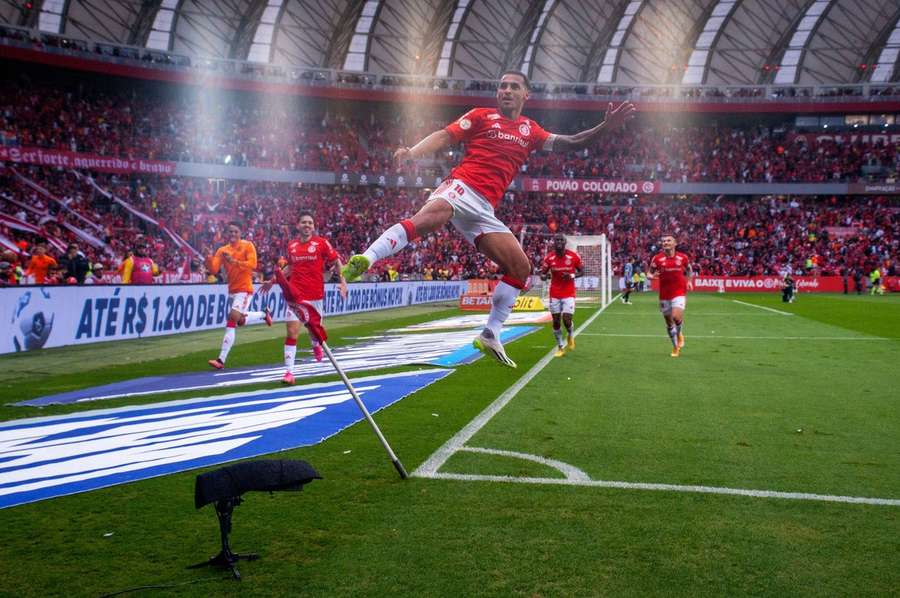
[0,293,897,597]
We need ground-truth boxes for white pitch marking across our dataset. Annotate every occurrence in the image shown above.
[732,300,794,316]
[413,295,620,478]
[459,446,590,482]
[5,369,447,427]
[601,312,778,316]
[579,333,891,341]
[427,472,900,507]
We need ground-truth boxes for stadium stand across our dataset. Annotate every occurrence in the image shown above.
[2,165,895,283]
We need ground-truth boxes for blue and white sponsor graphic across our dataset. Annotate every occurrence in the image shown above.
[16,326,537,406]
[0,369,451,509]
[0,280,466,355]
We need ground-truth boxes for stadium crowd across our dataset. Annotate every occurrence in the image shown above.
[1,165,896,287]
[2,80,898,183]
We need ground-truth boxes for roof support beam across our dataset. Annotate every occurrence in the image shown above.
[229,0,267,59]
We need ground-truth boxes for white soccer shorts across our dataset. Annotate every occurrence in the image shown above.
[549,297,575,315]
[428,178,512,245]
[229,292,253,315]
[659,295,686,315]
[285,299,325,323]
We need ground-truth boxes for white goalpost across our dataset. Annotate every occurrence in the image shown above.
[566,234,613,308]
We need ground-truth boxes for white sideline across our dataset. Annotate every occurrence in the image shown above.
[732,299,793,315]
[427,472,900,507]
[579,333,891,341]
[412,296,620,478]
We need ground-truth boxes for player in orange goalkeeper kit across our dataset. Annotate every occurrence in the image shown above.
[206,221,271,369]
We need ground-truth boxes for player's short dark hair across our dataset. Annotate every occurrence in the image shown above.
[298,211,315,222]
[500,70,530,91]
[227,220,243,230]
[660,232,676,239]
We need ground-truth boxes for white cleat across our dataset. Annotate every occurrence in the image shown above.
[473,330,517,369]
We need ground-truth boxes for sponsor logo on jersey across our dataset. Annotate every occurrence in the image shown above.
[486,129,529,148]
[491,123,501,129]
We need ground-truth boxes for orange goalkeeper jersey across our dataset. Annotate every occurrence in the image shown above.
[206,239,257,293]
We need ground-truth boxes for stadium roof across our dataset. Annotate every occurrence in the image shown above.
[2,0,898,84]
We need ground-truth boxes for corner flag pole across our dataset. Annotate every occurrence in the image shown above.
[319,341,408,479]
[271,267,408,479]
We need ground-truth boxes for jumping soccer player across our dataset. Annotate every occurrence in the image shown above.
[341,71,635,368]
[272,212,348,385]
[540,234,583,357]
[206,221,271,369]
[647,234,692,358]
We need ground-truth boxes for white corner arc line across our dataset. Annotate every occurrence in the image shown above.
[459,446,590,482]
[426,473,900,507]
[413,295,620,478]
[732,300,793,315]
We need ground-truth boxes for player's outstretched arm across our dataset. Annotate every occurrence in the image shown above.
[550,101,636,152]
[393,129,453,165]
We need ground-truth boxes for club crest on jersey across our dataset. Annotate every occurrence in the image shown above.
[459,118,472,130]
[519,123,531,137]
[308,244,316,253]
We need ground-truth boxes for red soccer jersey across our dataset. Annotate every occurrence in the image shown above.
[651,251,690,300]
[542,250,582,299]
[286,236,339,301]
[444,107,552,208]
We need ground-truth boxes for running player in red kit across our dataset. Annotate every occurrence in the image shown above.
[647,234,693,358]
[540,234,583,357]
[341,71,635,368]
[270,212,348,385]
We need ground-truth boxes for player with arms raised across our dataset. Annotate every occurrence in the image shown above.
[540,234,583,357]
[341,71,635,368]
[206,221,271,369]
[647,233,693,357]
[268,212,348,385]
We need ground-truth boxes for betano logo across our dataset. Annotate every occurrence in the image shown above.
[0,370,451,509]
